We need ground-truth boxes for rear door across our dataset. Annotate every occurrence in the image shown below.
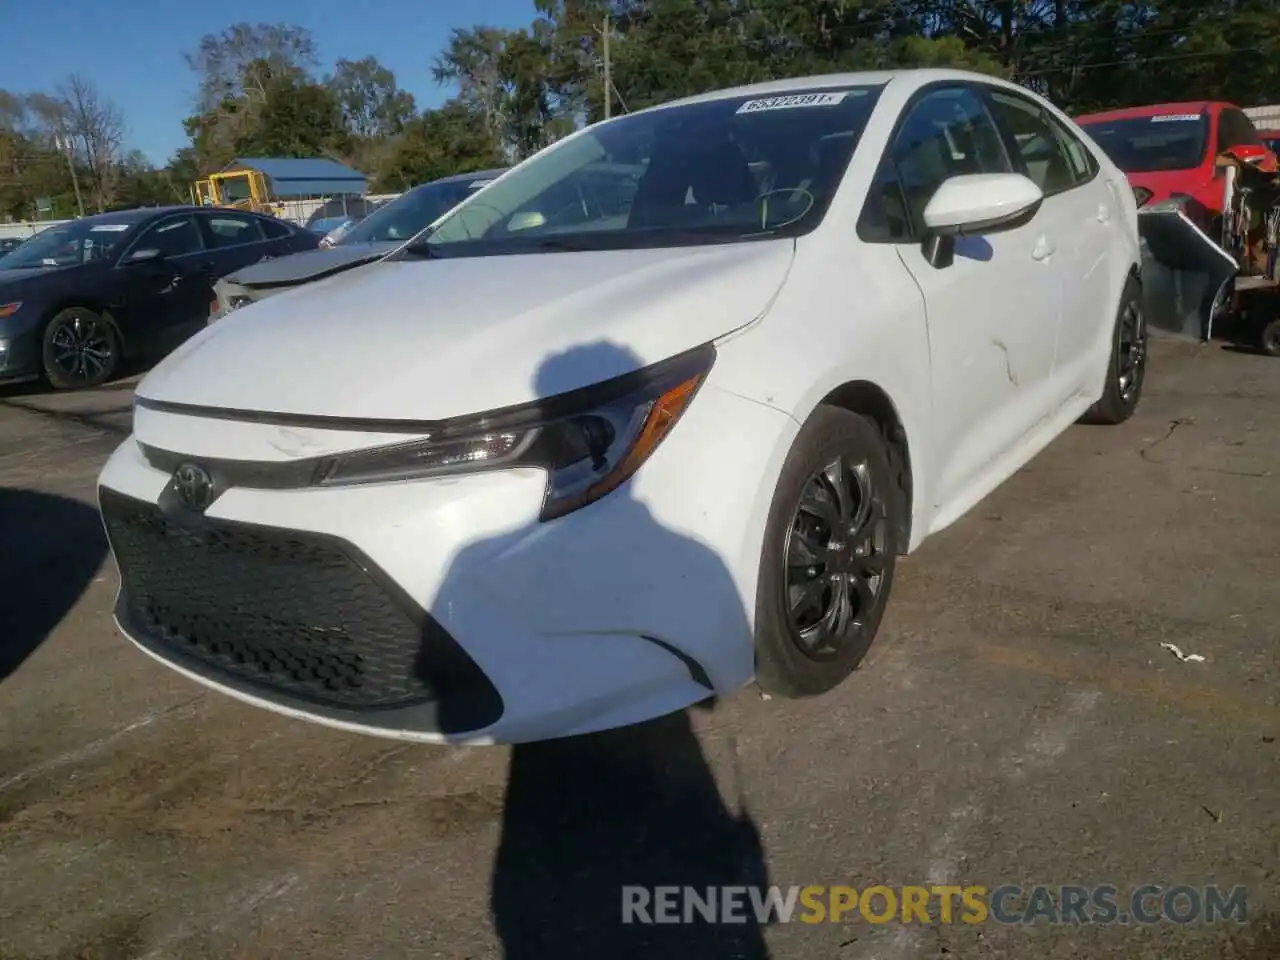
[860,83,1064,515]
[196,211,275,276]
[983,86,1117,410]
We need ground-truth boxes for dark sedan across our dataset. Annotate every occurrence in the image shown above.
[210,168,508,319]
[0,205,318,389]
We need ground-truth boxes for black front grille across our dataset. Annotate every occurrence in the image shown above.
[100,488,497,719]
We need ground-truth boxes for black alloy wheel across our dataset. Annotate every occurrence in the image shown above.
[42,307,119,390]
[754,406,901,698]
[784,455,888,660]
[1081,276,1146,425]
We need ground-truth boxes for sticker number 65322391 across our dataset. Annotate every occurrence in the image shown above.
[736,91,849,114]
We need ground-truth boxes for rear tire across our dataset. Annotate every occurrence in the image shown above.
[41,307,120,390]
[1081,276,1146,425]
[753,406,901,698]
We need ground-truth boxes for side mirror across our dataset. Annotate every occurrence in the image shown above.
[921,173,1044,269]
[1219,144,1270,168]
[506,211,547,232]
[124,248,164,265]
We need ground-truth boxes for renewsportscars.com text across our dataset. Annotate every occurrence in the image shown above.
[621,884,1249,926]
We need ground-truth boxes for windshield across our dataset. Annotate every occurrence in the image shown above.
[396,86,882,259]
[0,218,135,269]
[1077,114,1209,173]
[342,177,494,245]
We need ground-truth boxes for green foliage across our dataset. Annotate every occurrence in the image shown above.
[2,2,1279,223]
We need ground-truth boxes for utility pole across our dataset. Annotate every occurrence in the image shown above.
[55,131,86,218]
[602,14,611,121]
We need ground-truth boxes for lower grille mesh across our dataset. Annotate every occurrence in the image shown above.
[101,488,461,711]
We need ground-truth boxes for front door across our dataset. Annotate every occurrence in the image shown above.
[114,214,214,354]
[879,84,1064,521]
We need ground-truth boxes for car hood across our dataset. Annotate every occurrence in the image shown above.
[226,242,400,288]
[137,240,796,421]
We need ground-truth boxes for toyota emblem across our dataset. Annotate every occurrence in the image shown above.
[172,463,214,511]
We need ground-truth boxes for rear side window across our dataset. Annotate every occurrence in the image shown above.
[985,90,1078,196]
[1217,108,1262,154]
[861,85,1011,242]
[203,213,265,249]
[258,217,292,240]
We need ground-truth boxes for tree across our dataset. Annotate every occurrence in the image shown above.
[55,73,126,212]
[235,71,351,159]
[183,23,320,169]
[327,56,416,140]
[375,101,505,191]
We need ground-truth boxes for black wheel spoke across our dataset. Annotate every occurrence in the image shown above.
[788,578,826,618]
[782,439,891,662]
[46,314,115,387]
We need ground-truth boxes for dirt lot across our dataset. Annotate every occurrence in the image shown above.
[0,336,1276,960]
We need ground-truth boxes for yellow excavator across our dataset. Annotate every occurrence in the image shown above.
[191,169,285,217]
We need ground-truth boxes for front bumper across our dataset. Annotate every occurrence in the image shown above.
[97,383,797,744]
[0,317,44,385]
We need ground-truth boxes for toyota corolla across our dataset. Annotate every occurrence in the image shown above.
[98,69,1144,744]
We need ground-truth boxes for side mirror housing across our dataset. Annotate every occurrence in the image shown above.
[124,247,164,265]
[921,173,1044,269]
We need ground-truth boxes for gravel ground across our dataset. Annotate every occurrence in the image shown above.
[0,335,1276,960]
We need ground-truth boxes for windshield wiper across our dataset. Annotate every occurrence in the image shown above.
[398,240,441,259]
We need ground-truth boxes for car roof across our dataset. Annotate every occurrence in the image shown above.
[1075,102,1227,124]
[431,168,510,186]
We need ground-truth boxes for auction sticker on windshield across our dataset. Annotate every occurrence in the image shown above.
[737,92,849,114]
[1151,114,1201,123]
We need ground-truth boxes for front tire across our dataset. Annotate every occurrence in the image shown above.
[753,406,901,698]
[41,307,120,390]
[1081,276,1146,425]
[1260,317,1280,357]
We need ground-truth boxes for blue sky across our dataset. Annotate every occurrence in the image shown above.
[1,0,538,165]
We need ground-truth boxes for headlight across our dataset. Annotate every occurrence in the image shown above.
[315,344,715,521]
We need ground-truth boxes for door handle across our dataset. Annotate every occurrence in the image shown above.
[1097,202,1111,223]
[1031,234,1056,261]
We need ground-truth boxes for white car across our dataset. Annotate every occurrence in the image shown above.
[98,69,1145,745]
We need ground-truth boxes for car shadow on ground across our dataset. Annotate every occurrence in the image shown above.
[424,341,773,959]
[0,488,108,681]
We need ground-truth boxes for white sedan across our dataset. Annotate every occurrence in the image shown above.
[98,69,1145,745]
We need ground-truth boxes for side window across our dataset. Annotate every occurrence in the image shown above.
[1217,109,1261,153]
[874,86,1011,240]
[202,213,266,249]
[986,90,1078,196]
[132,216,204,258]
[258,217,292,240]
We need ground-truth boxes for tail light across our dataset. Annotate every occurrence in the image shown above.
[1132,186,1153,208]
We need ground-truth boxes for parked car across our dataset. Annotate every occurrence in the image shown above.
[100,69,1144,745]
[0,205,318,389]
[209,169,508,320]
[1075,101,1277,228]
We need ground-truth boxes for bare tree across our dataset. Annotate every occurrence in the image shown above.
[54,74,126,212]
